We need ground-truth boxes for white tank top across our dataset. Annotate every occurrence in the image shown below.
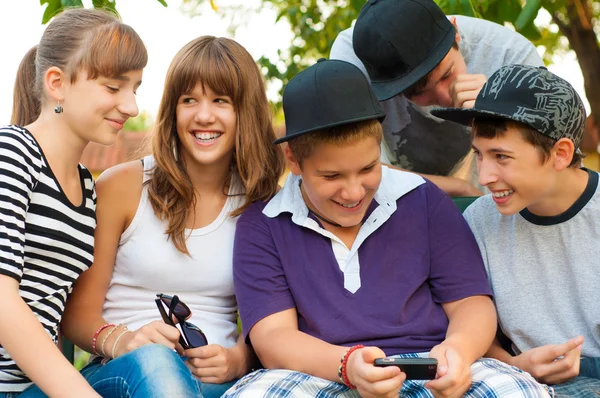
[102,156,243,348]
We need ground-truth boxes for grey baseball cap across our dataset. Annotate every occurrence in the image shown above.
[431,64,587,148]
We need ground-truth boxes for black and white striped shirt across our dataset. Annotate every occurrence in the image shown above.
[0,125,96,392]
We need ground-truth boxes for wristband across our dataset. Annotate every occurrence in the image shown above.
[92,323,115,355]
[99,324,121,357]
[337,345,364,389]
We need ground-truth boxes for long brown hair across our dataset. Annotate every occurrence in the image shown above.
[148,36,285,254]
[11,8,147,126]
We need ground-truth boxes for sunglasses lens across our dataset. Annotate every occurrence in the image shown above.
[183,322,208,348]
[160,296,191,319]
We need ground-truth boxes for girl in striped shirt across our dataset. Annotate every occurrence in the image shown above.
[0,8,146,397]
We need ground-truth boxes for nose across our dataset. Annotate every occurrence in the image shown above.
[339,178,366,202]
[477,157,498,187]
[435,85,453,108]
[118,91,139,118]
[194,102,216,125]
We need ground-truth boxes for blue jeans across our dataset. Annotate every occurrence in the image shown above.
[81,344,236,398]
[0,385,47,398]
[551,357,600,397]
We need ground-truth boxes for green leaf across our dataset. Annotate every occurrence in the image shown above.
[156,0,168,6]
[497,0,521,23]
[61,0,84,7]
[515,0,542,31]
[40,0,61,24]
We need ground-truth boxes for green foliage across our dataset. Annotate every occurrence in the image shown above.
[123,111,154,132]
[39,0,167,24]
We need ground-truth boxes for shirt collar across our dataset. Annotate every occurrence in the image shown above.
[263,165,426,221]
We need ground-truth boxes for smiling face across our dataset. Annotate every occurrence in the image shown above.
[175,83,237,169]
[287,134,382,228]
[473,125,561,215]
[62,68,143,145]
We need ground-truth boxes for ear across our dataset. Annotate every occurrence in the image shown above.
[44,66,67,102]
[552,138,575,171]
[284,145,302,176]
[450,16,461,44]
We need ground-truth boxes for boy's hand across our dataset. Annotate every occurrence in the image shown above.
[346,347,405,398]
[425,344,472,398]
[511,336,583,384]
[185,344,242,384]
[450,74,487,108]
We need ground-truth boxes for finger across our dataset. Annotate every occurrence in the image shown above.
[359,374,404,398]
[536,337,584,363]
[462,100,475,109]
[426,347,464,391]
[538,344,582,383]
[184,344,221,360]
[429,349,449,378]
[149,321,182,343]
[453,89,481,108]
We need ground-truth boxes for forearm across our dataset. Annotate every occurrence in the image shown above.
[230,334,258,378]
[485,338,515,365]
[62,301,111,354]
[253,328,347,382]
[0,291,97,397]
[444,296,497,364]
[383,163,481,197]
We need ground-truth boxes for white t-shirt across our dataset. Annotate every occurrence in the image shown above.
[102,156,243,348]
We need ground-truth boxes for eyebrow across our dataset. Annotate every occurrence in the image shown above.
[472,145,514,154]
[316,159,379,174]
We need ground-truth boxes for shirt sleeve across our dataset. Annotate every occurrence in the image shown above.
[426,185,492,303]
[233,205,296,341]
[0,129,41,282]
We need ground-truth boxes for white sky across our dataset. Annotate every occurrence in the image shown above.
[0,0,589,124]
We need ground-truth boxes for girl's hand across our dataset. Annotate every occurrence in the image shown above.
[184,344,244,384]
[113,321,183,358]
[346,346,405,398]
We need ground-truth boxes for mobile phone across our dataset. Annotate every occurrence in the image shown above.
[373,357,438,380]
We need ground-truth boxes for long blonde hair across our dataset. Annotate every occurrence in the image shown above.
[148,36,285,254]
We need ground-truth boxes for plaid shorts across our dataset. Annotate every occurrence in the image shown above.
[223,353,554,397]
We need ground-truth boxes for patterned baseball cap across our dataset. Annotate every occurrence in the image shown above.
[431,64,587,148]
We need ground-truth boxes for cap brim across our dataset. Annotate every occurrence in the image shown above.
[370,27,456,101]
[273,111,387,144]
[430,107,518,126]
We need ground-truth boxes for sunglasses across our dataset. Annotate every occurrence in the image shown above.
[155,293,208,349]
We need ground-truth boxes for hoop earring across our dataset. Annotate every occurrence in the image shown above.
[54,102,63,114]
[172,141,179,162]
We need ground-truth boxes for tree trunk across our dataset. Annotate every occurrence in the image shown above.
[552,0,600,131]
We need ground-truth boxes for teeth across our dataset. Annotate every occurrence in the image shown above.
[340,201,360,208]
[194,132,221,140]
[493,190,514,198]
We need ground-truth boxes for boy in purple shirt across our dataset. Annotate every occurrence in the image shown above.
[224,59,551,397]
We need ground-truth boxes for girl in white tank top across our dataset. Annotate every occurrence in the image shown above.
[61,36,285,398]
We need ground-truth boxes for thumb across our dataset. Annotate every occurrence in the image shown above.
[430,347,449,377]
[360,346,386,365]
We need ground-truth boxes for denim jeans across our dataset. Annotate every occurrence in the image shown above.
[551,357,600,397]
[0,385,47,398]
[81,344,236,398]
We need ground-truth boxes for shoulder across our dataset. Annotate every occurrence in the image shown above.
[238,199,270,224]
[95,160,144,220]
[0,125,42,162]
[462,194,501,228]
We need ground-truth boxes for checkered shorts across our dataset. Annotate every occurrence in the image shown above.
[222,353,554,397]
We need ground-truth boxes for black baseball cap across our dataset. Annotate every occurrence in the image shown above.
[275,58,386,144]
[353,0,456,101]
[431,65,587,148]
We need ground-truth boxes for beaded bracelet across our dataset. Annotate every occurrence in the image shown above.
[92,323,115,355]
[110,327,131,359]
[337,345,364,389]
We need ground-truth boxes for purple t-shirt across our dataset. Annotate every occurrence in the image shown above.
[233,172,491,355]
